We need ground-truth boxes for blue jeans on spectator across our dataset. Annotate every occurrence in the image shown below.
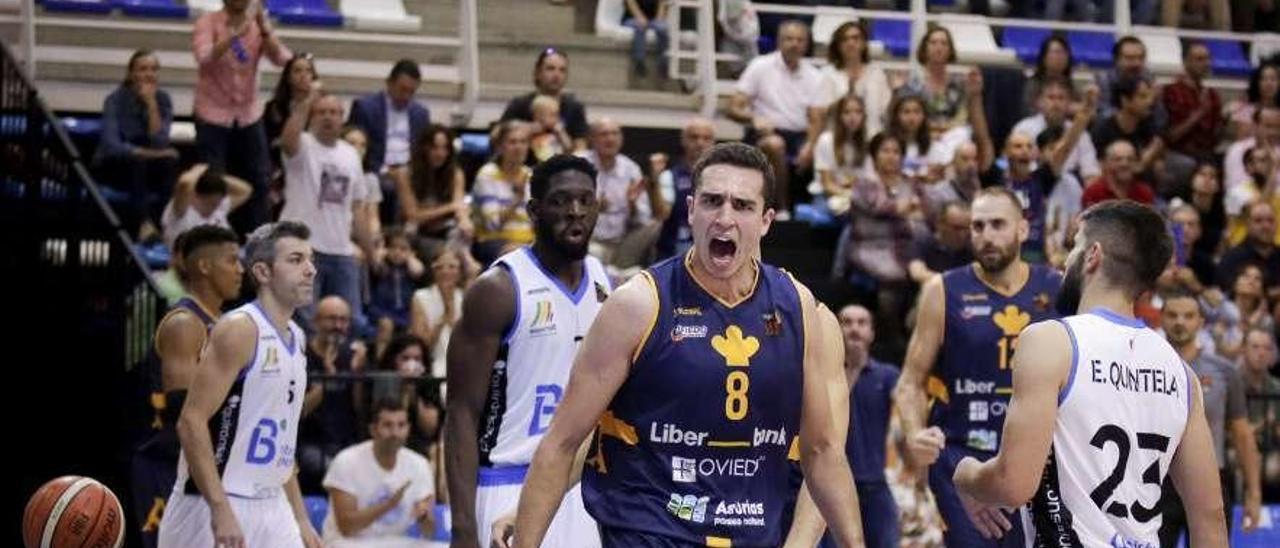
[305,252,368,336]
[195,118,270,235]
[624,18,670,73]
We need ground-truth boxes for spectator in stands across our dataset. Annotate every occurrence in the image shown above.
[263,53,317,166]
[1093,76,1164,178]
[908,200,973,285]
[1218,201,1280,301]
[582,118,656,274]
[1226,107,1280,193]
[1169,203,1216,291]
[1012,77,1102,181]
[1082,140,1157,207]
[472,121,534,264]
[160,164,252,250]
[1227,148,1280,246]
[348,60,430,178]
[1094,36,1165,129]
[300,295,368,494]
[410,247,469,381]
[1242,327,1280,437]
[1162,41,1222,194]
[1161,0,1230,29]
[623,0,670,77]
[501,48,589,151]
[887,95,945,183]
[656,117,716,259]
[1022,36,1075,115]
[726,19,824,214]
[717,0,759,76]
[1186,162,1228,256]
[377,334,441,458]
[192,0,290,233]
[900,26,969,139]
[820,20,892,137]
[528,95,573,163]
[95,49,178,239]
[342,126,385,238]
[281,90,376,333]
[1233,1,1280,32]
[322,398,435,547]
[369,230,426,354]
[813,95,868,219]
[396,125,471,261]
[1229,64,1280,142]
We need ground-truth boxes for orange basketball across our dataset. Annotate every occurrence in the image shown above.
[22,476,125,548]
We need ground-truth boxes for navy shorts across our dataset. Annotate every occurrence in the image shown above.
[819,480,899,548]
[928,444,1026,548]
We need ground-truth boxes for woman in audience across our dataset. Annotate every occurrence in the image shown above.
[263,53,317,160]
[1230,63,1280,141]
[820,20,892,137]
[472,120,534,265]
[813,95,868,218]
[409,246,471,383]
[378,334,441,458]
[1206,263,1275,360]
[94,49,177,239]
[1188,162,1229,257]
[1023,36,1076,114]
[900,26,968,138]
[887,94,945,182]
[396,124,471,260]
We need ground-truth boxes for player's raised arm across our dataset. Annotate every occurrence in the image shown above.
[1170,373,1229,547]
[513,273,656,548]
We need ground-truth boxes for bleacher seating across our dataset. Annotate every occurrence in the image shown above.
[115,0,188,19]
[184,0,221,12]
[999,26,1052,65]
[41,0,113,14]
[594,0,631,42]
[1140,33,1183,75]
[940,17,1016,65]
[1066,30,1114,68]
[265,0,343,27]
[870,18,911,58]
[1205,38,1252,78]
[339,0,421,33]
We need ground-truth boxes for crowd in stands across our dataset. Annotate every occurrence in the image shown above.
[104,0,1280,544]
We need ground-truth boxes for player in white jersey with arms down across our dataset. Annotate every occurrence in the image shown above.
[952,200,1228,547]
[159,221,322,548]
[445,154,608,548]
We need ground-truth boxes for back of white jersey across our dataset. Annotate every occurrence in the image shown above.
[1025,309,1191,548]
[478,247,610,467]
[175,302,308,498]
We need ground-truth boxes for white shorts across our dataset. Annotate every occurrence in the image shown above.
[157,493,302,548]
[475,466,599,548]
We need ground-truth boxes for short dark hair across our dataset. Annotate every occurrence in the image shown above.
[1182,39,1208,60]
[383,227,411,247]
[243,221,310,271]
[1038,76,1074,98]
[177,225,238,260]
[195,169,228,197]
[867,131,904,160]
[371,397,407,423]
[530,154,597,201]
[388,58,421,81]
[690,142,776,207]
[1078,200,1173,298]
[1036,125,1066,150]
[916,26,956,65]
[1111,75,1148,109]
[1112,35,1145,61]
[827,20,870,67]
[535,47,567,70]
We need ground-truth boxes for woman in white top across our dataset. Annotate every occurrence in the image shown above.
[409,247,471,381]
[819,20,892,137]
[813,94,868,217]
[886,94,947,183]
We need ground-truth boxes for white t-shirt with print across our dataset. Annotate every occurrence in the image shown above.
[281,132,368,256]
[322,440,435,543]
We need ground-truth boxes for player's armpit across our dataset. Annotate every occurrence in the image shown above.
[181,313,257,423]
[1170,374,1229,547]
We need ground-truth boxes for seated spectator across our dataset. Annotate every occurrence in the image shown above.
[726,19,824,213]
[898,27,969,139]
[1012,77,1102,181]
[908,200,973,284]
[1162,0,1230,29]
[1204,263,1276,361]
[376,335,441,458]
[717,0,758,76]
[623,0,670,77]
[1227,148,1280,246]
[529,95,572,163]
[813,95,868,218]
[410,247,470,380]
[263,53,317,170]
[1168,203,1216,291]
[1161,41,1221,195]
[656,117,716,260]
[300,296,369,494]
[1226,107,1280,193]
[1241,327,1280,449]
[94,49,177,238]
[396,125,471,260]
[1229,63,1280,142]
[820,20,892,137]
[370,230,426,353]
[472,121,534,264]
[582,118,656,275]
[1218,201,1280,302]
[322,398,435,547]
[160,164,252,249]
[887,94,946,183]
[1022,36,1076,116]
[1082,140,1156,207]
[921,142,980,221]
[501,48,589,151]
[341,126,385,238]
[348,59,430,176]
[1094,36,1166,129]
[1187,163,1228,257]
[1092,76,1164,178]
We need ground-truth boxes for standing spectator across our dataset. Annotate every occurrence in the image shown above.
[472,121,534,264]
[1022,36,1075,115]
[820,20,892,137]
[348,60,430,175]
[1226,107,1280,193]
[908,200,973,284]
[899,27,970,138]
[1229,64,1280,142]
[396,125,471,259]
[655,117,715,259]
[160,164,252,249]
[623,0,669,78]
[281,91,376,332]
[1092,76,1164,177]
[813,95,868,218]
[1218,201,1280,300]
[300,296,369,494]
[717,0,759,76]
[95,49,178,239]
[1162,41,1223,192]
[581,118,656,274]
[1082,140,1157,207]
[1011,77,1102,181]
[500,48,590,151]
[322,398,435,547]
[410,247,469,381]
[369,230,427,352]
[1094,36,1164,129]
[1227,148,1280,246]
[726,19,824,213]
[263,53,317,165]
[528,95,572,163]
[1161,0,1230,29]
[191,0,290,233]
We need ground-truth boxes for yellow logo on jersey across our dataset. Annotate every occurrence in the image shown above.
[587,410,638,474]
[712,325,759,367]
[993,305,1030,337]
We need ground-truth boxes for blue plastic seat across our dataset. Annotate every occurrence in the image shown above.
[42,0,114,14]
[1066,30,1114,68]
[1001,27,1053,65]
[303,495,328,531]
[267,0,343,27]
[870,19,911,58]
[115,0,188,18]
[1203,38,1252,78]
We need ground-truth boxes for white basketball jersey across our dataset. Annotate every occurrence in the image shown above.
[1024,309,1191,548]
[175,302,308,499]
[478,247,610,467]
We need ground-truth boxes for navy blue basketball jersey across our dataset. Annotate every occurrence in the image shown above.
[582,253,806,547]
[147,297,219,429]
[928,264,1061,452]
[849,360,899,485]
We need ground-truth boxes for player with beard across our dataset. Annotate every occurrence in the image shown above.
[507,143,863,547]
[952,200,1226,548]
[895,186,1062,547]
[444,154,608,548]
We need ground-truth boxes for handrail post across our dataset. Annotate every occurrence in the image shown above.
[455,0,479,127]
[910,0,926,66]
[21,0,35,80]
[1115,0,1132,34]
[698,0,716,118]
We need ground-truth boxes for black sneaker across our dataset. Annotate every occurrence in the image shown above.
[633,60,648,78]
